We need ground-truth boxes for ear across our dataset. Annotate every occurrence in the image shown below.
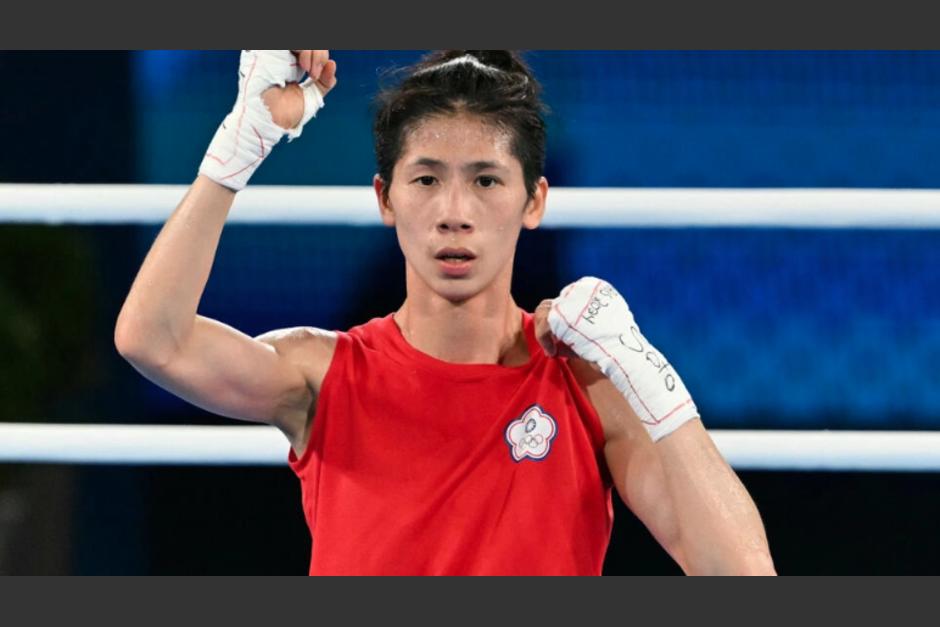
[522,176,549,230]
[373,174,396,227]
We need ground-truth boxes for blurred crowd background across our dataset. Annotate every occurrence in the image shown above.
[0,51,938,574]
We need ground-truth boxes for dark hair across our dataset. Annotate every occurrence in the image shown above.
[373,50,547,200]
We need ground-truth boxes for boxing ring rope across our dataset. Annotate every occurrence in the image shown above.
[0,424,939,471]
[2,184,940,227]
[2,184,937,472]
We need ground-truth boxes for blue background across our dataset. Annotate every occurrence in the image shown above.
[2,50,939,575]
[129,51,940,429]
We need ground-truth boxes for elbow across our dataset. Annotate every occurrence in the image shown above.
[114,312,137,359]
[114,311,174,369]
[114,316,148,364]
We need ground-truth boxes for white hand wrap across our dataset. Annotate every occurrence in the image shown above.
[198,50,325,192]
[548,276,700,442]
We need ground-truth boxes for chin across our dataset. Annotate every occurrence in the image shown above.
[408,259,505,304]
[433,280,481,304]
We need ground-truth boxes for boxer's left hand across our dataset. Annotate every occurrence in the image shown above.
[535,277,700,442]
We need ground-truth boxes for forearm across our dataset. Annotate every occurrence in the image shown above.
[656,420,776,575]
[115,175,234,363]
[542,278,775,574]
[116,51,333,367]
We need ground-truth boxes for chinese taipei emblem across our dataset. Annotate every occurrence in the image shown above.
[505,405,558,462]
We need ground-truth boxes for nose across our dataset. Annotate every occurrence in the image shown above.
[437,218,474,234]
[436,186,475,234]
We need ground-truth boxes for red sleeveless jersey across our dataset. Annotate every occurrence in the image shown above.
[288,311,614,575]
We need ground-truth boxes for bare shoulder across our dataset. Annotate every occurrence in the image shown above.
[255,325,337,349]
[252,326,339,455]
[255,326,338,392]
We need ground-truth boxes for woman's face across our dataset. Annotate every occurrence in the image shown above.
[375,112,547,304]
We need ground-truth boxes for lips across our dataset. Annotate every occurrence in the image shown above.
[435,247,476,277]
[435,247,476,262]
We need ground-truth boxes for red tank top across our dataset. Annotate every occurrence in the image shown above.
[288,311,613,575]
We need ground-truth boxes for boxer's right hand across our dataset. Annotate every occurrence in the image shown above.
[263,50,337,130]
[198,50,337,192]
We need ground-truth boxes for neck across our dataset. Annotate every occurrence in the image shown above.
[394,267,529,366]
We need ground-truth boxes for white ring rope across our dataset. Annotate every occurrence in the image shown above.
[2,184,939,228]
[0,424,939,471]
[2,185,937,472]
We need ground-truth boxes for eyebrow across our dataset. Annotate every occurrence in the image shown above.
[407,158,507,173]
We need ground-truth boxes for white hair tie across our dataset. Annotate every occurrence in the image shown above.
[413,54,503,76]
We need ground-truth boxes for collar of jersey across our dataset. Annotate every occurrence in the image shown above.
[379,310,543,381]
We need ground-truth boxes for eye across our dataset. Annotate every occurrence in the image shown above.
[477,175,500,188]
[413,175,437,186]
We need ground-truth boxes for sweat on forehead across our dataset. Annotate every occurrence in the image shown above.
[400,113,515,158]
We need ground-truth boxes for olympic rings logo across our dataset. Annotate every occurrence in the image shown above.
[521,434,545,448]
[505,405,558,462]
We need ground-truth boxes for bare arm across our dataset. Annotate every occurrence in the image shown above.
[533,293,775,575]
[114,176,234,369]
[115,51,339,452]
[568,359,776,575]
[113,177,335,449]
[654,416,776,574]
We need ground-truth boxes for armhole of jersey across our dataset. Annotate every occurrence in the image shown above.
[563,360,615,488]
[287,330,351,474]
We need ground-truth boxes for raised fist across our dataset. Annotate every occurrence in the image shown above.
[263,50,338,130]
[198,50,337,191]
